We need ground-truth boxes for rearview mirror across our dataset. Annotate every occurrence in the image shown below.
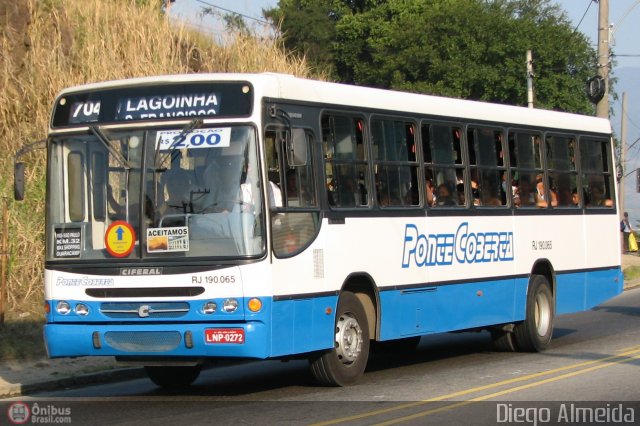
[14,162,25,201]
[287,128,308,167]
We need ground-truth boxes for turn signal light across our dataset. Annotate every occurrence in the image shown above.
[247,298,262,312]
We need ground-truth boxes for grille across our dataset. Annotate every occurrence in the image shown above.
[100,302,190,319]
[104,331,182,352]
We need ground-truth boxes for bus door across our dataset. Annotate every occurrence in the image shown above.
[264,127,325,355]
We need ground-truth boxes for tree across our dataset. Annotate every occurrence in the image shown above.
[267,0,598,114]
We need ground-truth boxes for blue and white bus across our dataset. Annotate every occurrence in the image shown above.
[17,73,622,387]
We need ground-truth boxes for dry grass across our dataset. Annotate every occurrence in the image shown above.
[0,0,316,322]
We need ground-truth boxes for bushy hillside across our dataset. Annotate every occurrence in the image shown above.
[0,0,313,319]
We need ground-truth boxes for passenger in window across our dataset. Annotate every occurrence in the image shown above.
[435,182,456,207]
[338,174,366,206]
[480,179,502,207]
[471,179,481,206]
[456,183,466,205]
[425,179,435,206]
[572,188,580,206]
[534,174,557,207]
[589,186,613,207]
[556,187,574,207]
[516,177,539,207]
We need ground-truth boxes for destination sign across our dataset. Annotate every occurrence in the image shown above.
[115,92,220,121]
[52,82,253,127]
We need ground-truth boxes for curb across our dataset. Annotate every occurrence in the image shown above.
[624,279,640,291]
[0,367,146,399]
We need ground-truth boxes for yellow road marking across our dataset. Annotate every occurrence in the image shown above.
[310,346,640,426]
[373,351,640,426]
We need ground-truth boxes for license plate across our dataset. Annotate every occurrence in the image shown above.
[205,328,245,344]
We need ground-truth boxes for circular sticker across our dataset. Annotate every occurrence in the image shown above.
[104,221,136,258]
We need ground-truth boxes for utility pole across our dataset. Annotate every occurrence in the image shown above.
[619,92,627,216]
[526,50,534,108]
[596,0,610,118]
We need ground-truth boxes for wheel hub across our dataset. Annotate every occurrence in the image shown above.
[335,313,363,364]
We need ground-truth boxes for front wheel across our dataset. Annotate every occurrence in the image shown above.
[513,274,554,352]
[309,291,370,386]
[145,365,202,389]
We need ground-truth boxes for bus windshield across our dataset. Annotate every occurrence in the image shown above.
[46,124,266,261]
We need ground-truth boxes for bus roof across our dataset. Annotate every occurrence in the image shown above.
[57,73,611,135]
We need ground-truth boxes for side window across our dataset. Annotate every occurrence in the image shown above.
[371,117,419,207]
[468,127,507,207]
[322,114,369,208]
[546,134,578,208]
[509,131,545,208]
[580,137,614,209]
[422,122,464,208]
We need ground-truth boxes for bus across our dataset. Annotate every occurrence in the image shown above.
[15,73,622,388]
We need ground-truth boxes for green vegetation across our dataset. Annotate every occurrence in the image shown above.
[623,265,640,282]
[266,0,598,113]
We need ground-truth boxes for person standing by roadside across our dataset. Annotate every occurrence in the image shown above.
[621,212,632,253]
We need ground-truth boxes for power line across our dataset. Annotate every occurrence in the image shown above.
[194,0,270,26]
[573,0,596,33]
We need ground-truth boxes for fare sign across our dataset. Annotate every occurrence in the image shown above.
[205,328,245,344]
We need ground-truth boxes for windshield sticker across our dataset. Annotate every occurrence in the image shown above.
[104,221,136,258]
[147,227,189,253]
[156,128,231,150]
[54,227,82,258]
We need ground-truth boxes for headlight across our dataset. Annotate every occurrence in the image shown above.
[222,298,238,313]
[74,303,89,316]
[56,301,71,315]
[202,301,217,314]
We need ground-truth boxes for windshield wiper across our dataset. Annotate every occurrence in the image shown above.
[90,126,131,170]
[155,118,204,170]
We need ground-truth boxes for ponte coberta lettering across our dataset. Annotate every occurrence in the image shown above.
[402,222,514,268]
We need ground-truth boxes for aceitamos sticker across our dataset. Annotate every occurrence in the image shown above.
[146,226,189,253]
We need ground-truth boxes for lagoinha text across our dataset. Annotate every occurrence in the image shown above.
[116,93,220,120]
[402,222,514,268]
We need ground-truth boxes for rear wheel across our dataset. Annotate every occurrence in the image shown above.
[310,291,370,386]
[145,365,202,389]
[513,274,554,352]
[490,328,518,352]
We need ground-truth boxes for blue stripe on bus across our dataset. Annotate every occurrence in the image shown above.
[44,267,621,358]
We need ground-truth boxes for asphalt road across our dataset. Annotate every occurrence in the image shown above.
[5,288,640,425]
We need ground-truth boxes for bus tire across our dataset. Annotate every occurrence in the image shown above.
[513,275,554,352]
[309,291,370,386]
[490,329,517,352]
[145,365,201,389]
